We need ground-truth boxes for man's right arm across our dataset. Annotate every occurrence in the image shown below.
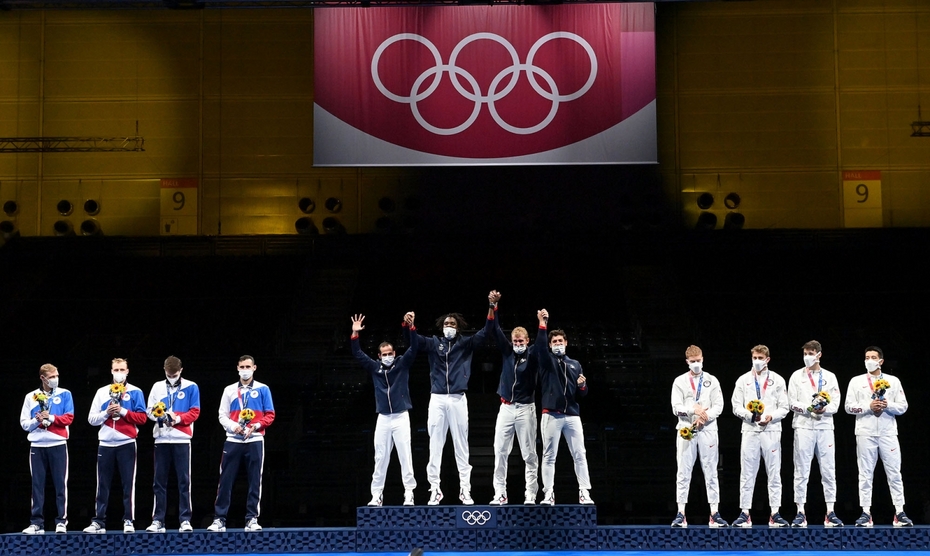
[88,389,110,426]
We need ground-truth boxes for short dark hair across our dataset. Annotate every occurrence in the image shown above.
[436,313,468,329]
[548,329,568,343]
[865,345,883,359]
[239,355,256,365]
[802,340,822,353]
[164,356,182,372]
[378,342,394,352]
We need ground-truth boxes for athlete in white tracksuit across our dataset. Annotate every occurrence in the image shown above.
[671,345,726,527]
[844,346,911,526]
[731,346,789,527]
[787,341,842,527]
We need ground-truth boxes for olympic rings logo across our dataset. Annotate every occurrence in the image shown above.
[371,32,598,136]
[461,510,492,525]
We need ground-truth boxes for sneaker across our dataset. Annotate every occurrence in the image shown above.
[55,522,67,534]
[489,492,508,505]
[459,488,474,505]
[427,488,443,506]
[123,520,135,534]
[22,524,44,534]
[824,511,844,527]
[579,489,595,505]
[855,512,873,528]
[244,518,262,532]
[540,491,555,506]
[367,493,383,507]
[83,522,106,534]
[403,490,415,506]
[179,521,193,533]
[732,511,751,528]
[207,518,226,532]
[894,512,914,527]
[146,521,166,533]
[524,493,536,505]
[769,513,790,527]
[671,512,687,528]
[791,512,807,528]
[709,512,729,528]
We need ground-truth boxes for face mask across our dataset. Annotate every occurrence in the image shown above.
[513,345,527,355]
[443,327,457,339]
[752,359,767,372]
[46,377,59,390]
[381,355,395,367]
[166,374,180,386]
[239,370,253,381]
[551,345,566,356]
[112,372,127,383]
[803,354,818,368]
[865,359,881,373]
[688,361,703,374]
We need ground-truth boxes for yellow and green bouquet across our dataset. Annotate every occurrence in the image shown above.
[109,383,126,421]
[808,390,831,413]
[238,408,256,431]
[33,392,51,427]
[746,399,765,421]
[679,426,694,441]
[872,379,891,400]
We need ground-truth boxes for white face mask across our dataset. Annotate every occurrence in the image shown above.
[803,354,819,368]
[381,355,395,367]
[166,374,180,386]
[513,345,527,355]
[112,371,127,384]
[551,345,566,356]
[865,359,881,373]
[45,377,59,390]
[688,361,703,374]
[239,370,254,381]
[752,359,767,372]
[443,327,457,339]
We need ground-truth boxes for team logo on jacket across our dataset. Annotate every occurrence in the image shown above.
[53,396,62,404]
[177,391,186,399]
[250,390,259,398]
[767,379,774,386]
[438,344,445,352]
[703,380,711,387]
[122,393,131,401]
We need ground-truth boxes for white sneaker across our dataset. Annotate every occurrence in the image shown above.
[244,518,262,532]
[22,524,44,534]
[55,523,67,534]
[524,493,536,505]
[367,493,383,507]
[460,488,474,505]
[207,518,226,532]
[428,488,443,506]
[489,492,508,505]
[146,521,166,533]
[541,491,555,505]
[579,489,595,505]
[179,521,193,533]
[123,520,135,534]
[83,522,105,534]
[403,490,415,506]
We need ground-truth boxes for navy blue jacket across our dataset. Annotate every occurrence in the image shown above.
[406,316,494,395]
[352,325,419,415]
[535,325,587,415]
[493,314,538,404]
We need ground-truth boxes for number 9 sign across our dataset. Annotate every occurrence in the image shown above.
[842,171,882,228]
[160,178,198,235]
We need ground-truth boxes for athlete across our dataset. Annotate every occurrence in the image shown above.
[83,358,148,534]
[145,356,201,533]
[730,345,790,528]
[351,312,419,507]
[20,363,75,534]
[787,340,843,527]
[489,291,539,505]
[534,309,593,506]
[671,345,727,528]
[403,293,496,506]
[844,346,913,527]
[208,355,275,532]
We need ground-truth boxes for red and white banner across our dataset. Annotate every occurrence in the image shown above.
[314,4,656,166]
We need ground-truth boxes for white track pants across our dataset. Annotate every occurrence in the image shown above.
[492,402,538,497]
[676,429,720,504]
[540,413,591,493]
[792,428,836,503]
[426,393,472,491]
[856,435,904,507]
[738,430,782,509]
[371,411,416,495]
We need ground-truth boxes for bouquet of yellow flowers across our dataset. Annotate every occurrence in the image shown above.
[109,383,127,421]
[33,392,51,427]
[872,379,891,400]
[238,408,256,433]
[808,390,831,413]
[746,399,765,422]
[152,401,171,429]
[679,426,694,441]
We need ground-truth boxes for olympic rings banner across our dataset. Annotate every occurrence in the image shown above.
[313,4,657,166]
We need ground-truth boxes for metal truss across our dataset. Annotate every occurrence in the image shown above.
[0,137,144,153]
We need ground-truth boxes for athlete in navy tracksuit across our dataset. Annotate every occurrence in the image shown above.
[351,313,419,506]
[20,363,75,534]
[489,292,539,505]
[403,293,496,505]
